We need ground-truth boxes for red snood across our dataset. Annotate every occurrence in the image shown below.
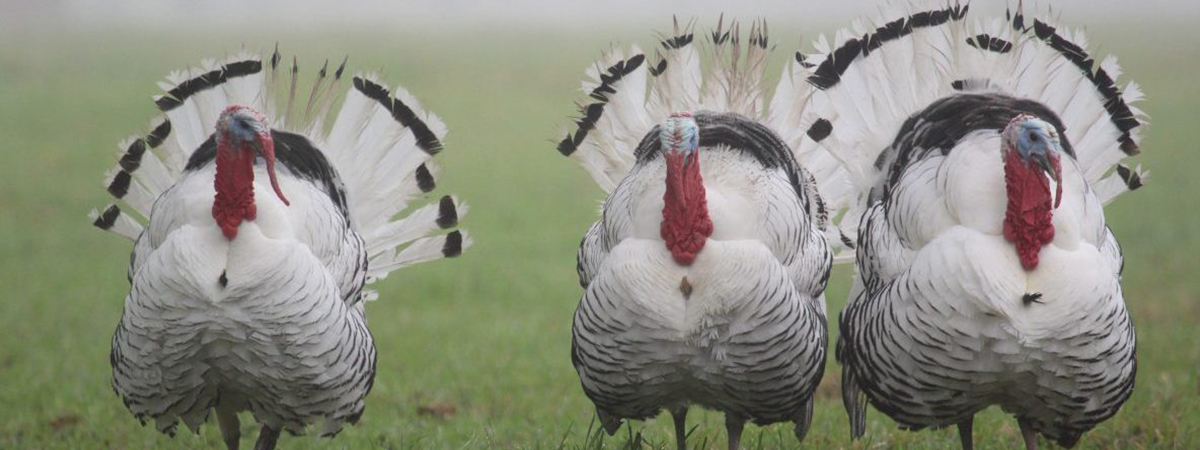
[661,152,713,265]
[1002,150,1062,270]
[213,145,257,240]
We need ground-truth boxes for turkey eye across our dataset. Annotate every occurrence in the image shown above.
[1029,133,1039,143]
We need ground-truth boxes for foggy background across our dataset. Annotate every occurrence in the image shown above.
[3,0,1198,33]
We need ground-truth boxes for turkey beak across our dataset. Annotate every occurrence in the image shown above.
[254,133,290,206]
[1032,152,1059,184]
[1031,151,1063,209]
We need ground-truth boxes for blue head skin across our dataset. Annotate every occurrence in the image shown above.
[1004,114,1063,183]
[661,112,700,162]
[218,106,271,154]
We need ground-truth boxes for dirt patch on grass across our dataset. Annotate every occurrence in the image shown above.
[49,414,80,432]
[416,402,457,419]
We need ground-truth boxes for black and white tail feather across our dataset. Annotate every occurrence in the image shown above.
[781,1,1146,260]
[91,47,471,300]
[557,17,779,175]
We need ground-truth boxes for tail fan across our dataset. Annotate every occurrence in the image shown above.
[92,47,470,297]
[783,3,1147,259]
[557,18,795,192]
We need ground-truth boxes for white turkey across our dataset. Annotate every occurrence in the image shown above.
[785,4,1144,449]
[92,49,471,450]
[558,20,836,450]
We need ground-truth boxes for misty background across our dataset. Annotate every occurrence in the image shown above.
[2,0,1199,33]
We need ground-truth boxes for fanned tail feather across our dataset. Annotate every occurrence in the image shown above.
[90,204,144,241]
[559,18,806,194]
[367,230,470,283]
[95,46,469,290]
[787,2,1147,258]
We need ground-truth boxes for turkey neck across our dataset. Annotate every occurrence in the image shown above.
[213,141,258,240]
[1001,149,1061,271]
[661,152,713,266]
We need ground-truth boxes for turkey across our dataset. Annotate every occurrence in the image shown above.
[786,4,1144,449]
[92,49,471,450]
[558,19,836,450]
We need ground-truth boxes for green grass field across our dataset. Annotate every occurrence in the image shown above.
[1,21,1197,449]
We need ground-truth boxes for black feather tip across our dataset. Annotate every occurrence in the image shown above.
[442,230,463,258]
[146,120,171,148]
[107,170,132,198]
[93,204,121,230]
[807,118,833,142]
[352,77,444,155]
[558,102,605,156]
[649,58,668,77]
[808,5,966,90]
[1116,164,1143,190]
[436,195,458,229]
[415,163,436,193]
[119,140,147,172]
[155,59,263,112]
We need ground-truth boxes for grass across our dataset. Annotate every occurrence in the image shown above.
[0,20,1198,450]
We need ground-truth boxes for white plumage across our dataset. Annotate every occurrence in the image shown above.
[559,20,833,450]
[93,49,470,450]
[786,4,1144,449]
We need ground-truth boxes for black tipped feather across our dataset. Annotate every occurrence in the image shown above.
[808,6,1142,159]
[588,54,645,102]
[93,204,122,230]
[352,77,444,155]
[809,5,966,90]
[415,163,436,193]
[270,44,281,69]
[661,32,694,50]
[146,120,171,148]
[807,119,833,142]
[108,170,132,198]
[335,56,348,79]
[442,230,463,257]
[796,52,815,68]
[1115,165,1143,190]
[1026,18,1141,155]
[155,59,263,112]
[120,140,147,172]
[121,119,173,172]
[558,102,606,156]
[436,195,458,229]
[558,53,646,156]
[967,34,1013,53]
[649,58,668,77]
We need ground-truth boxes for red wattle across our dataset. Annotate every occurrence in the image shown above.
[213,144,257,240]
[1002,150,1056,270]
[661,153,713,265]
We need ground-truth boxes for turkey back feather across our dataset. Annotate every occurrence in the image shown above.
[91,47,470,300]
[786,2,1147,260]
